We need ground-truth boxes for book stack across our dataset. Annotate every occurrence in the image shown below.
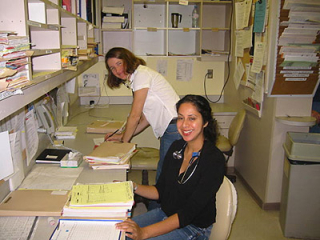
[84,141,136,170]
[0,31,32,93]
[62,181,134,218]
[102,6,126,29]
[55,126,78,139]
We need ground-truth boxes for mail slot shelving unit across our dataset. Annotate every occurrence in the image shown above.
[0,0,98,120]
[101,0,232,60]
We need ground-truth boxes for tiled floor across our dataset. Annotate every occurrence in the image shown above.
[127,170,302,240]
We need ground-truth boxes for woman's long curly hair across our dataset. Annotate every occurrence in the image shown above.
[105,47,146,89]
[176,95,219,145]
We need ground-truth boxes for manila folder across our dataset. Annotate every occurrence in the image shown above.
[0,189,69,216]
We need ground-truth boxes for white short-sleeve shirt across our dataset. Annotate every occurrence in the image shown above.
[129,65,179,138]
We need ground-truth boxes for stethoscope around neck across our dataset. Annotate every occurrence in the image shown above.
[174,143,202,184]
[173,143,201,160]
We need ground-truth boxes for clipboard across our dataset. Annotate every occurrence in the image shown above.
[0,189,69,216]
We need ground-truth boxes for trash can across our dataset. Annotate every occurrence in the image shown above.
[279,132,320,239]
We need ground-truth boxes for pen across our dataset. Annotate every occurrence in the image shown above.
[105,128,119,141]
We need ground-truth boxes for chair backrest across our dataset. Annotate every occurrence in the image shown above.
[228,109,246,147]
[209,176,237,240]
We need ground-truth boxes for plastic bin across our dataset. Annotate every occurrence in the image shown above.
[283,132,320,162]
[280,132,320,239]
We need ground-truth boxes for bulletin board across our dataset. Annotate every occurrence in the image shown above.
[268,0,320,97]
[234,0,269,118]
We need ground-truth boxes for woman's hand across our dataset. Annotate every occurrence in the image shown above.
[116,219,145,240]
[104,132,123,142]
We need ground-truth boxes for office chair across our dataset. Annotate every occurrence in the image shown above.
[210,176,237,240]
[130,147,159,208]
[216,109,246,183]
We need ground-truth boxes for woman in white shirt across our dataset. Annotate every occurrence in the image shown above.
[105,47,181,181]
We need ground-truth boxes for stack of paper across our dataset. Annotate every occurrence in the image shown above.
[86,120,125,134]
[62,181,134,218]
[279,1,320,68]
[102,16,124,29]
[102,6,125,29]
[0,32,32,92]
[84,141,136,170]
[55,126,78,139]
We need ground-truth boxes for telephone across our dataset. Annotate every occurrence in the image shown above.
[36,104,55,134]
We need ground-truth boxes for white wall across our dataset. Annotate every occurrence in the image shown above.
[78,57,226,101]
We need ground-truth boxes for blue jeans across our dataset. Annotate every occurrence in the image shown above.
[126,208,212,240]
[157,123,181,182]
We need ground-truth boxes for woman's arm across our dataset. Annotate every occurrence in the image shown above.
[122,88,149,143]
[116,213,180,240]
[133,183,159,200]
[132,113,150,135]
[106,88,149,142]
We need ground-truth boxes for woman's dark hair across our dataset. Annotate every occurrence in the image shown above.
[176,94,219,144]
[105,47,146,89]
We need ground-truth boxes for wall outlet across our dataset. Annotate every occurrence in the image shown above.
[207,69,213,79]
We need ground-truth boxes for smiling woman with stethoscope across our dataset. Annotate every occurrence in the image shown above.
[116,95,225,240]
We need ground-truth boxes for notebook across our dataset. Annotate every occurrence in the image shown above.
[36,149,72,164]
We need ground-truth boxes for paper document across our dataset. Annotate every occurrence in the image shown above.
[0,131,14,180]
[0,216,37,240]
[25,110,39,166]
[19,165,83,190]
[50,219,122,240]
[70,181,134,207]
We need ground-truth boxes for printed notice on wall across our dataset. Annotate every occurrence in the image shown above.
[157,59,168,77]
[176,59,193,81]
[0,131,14,180]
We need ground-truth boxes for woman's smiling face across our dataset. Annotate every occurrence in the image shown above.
[107,57,127,80]
[177,102,207,144]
